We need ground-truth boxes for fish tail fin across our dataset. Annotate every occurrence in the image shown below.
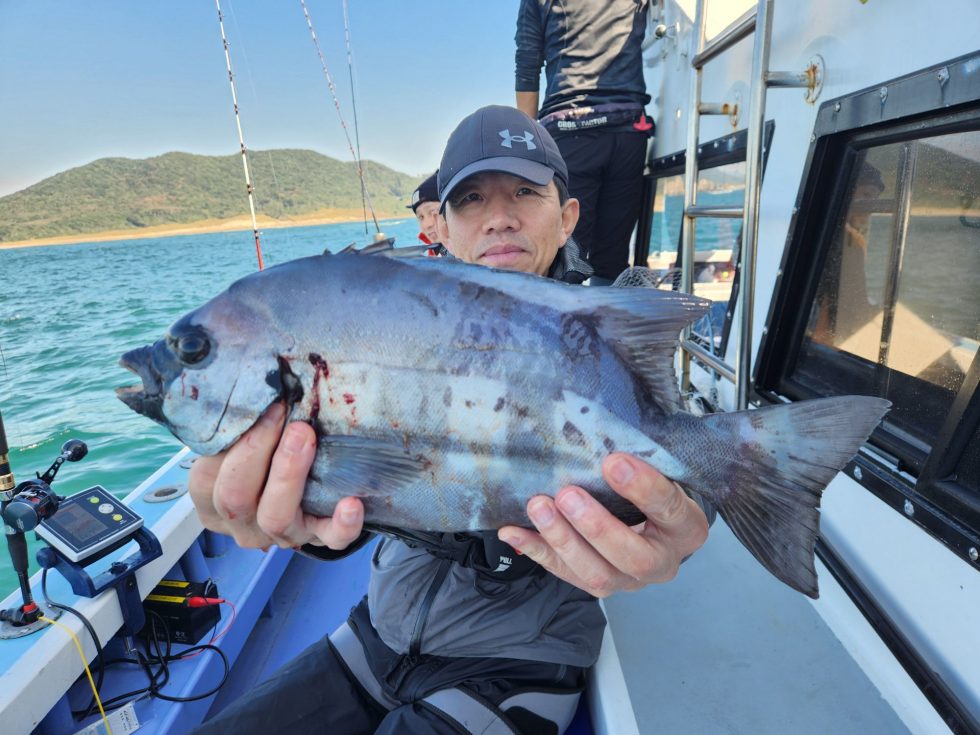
[694,396,890,598]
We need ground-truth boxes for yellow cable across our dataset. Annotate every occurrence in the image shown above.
[39,615,113,735]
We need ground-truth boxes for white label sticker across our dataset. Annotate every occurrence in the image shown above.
[72,701,141,735]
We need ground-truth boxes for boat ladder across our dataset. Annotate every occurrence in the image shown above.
[677,0,822,408]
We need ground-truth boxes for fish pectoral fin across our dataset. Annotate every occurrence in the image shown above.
[316,435,427,497]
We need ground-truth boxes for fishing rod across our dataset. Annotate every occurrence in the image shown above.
[0,406,39,626]
[214,0,265,271]
[300,0,383,238]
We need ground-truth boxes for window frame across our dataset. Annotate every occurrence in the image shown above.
[754,50,980,568]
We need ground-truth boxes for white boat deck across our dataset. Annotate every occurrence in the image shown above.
[597,522,928,734]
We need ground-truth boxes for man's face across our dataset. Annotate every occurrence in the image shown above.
[415,201,442,245]
[437,172,579,276]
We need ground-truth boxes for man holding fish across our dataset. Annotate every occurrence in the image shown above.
[141,105,886,733]
[186,105,712,734]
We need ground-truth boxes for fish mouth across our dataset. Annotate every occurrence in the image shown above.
[116,345,167,423]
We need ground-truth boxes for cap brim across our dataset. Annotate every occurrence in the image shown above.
[440,157,555,210]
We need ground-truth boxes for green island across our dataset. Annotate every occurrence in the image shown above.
[0,149,424,248]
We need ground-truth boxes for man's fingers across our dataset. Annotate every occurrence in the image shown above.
[603,454,701,527]
[553,486,676,583]
[212,403,286,522]
[256,420,318,547]
[524,495,630,597]
[188,453,229,531]
[498,524,587,591]
[309,497,366,551]
[603,454,709,559]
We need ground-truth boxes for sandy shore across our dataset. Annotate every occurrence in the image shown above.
[0,208,406,251]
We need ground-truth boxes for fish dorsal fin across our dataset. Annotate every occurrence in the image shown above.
[312,435,426,498]
[576,284,710,413]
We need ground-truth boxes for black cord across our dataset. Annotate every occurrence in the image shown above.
[80,604,231,716]
[40,568,107,702]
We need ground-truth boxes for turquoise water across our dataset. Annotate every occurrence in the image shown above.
[649,189,744,257]
[0,218,419,596]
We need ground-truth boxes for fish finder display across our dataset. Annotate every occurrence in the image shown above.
[48,503,104,544]
[37,485,144,563]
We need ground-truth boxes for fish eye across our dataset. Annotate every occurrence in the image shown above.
[167,323,211,365]
[176,334,210,364]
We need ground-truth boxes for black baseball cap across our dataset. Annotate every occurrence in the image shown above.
[408,171,439,212]
[437,105,567,208]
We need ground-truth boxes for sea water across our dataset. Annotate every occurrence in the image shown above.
[0,219,419,595]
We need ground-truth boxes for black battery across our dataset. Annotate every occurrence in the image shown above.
[139,579,221,645]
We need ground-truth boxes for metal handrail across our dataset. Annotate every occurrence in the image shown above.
[679,1,707,395]
[766,71,812,88]
[682,339,736,383]
[685,205,744,218]
[736,0,774,410]
[692,7,757,69]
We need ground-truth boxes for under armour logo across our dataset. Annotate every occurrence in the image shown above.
[492,555,513,573]
[499,130,536,150]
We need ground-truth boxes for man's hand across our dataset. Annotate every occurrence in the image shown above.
[187,402,365,551]
[497,454,709,598]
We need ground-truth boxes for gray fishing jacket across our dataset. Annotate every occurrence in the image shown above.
[515,0,651,118]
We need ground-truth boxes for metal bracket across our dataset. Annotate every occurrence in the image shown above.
[36,527,163,637]
[766,54,825,103]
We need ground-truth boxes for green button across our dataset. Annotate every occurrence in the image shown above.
[113,514,123,521]
[89,497,99,503]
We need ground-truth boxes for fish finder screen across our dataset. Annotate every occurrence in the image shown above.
[50,503,105,544]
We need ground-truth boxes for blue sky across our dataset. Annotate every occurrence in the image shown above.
[0,1,524,196]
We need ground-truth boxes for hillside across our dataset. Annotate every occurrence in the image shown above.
[0,150,423,243]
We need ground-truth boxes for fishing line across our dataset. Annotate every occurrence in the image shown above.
[299,0,381,236]
[214,0,265,270]
[0,341,23,450]
[341,0,368,234]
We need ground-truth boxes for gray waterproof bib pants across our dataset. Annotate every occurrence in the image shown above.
[190,598,585,734]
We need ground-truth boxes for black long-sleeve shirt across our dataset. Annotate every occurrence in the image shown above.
[515,0,651,118]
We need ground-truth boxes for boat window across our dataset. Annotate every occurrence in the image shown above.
[648,174,684,272]
[796,133,980,452]
[637,124,773,358]
[755,52,980,562]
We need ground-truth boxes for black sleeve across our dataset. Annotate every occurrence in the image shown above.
[296,530,375,561]
[515,0,545,92]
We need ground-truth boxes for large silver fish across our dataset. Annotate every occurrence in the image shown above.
[117,251,889,597]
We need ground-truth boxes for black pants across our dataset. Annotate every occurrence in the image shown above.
[555,129,648,281]
[191,598,585,734]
